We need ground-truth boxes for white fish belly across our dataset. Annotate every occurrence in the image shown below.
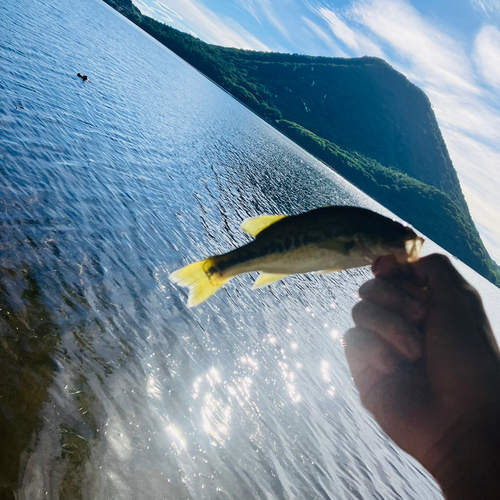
[239,245,371,275]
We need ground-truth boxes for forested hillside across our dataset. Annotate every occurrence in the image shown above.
[103,0,500,286]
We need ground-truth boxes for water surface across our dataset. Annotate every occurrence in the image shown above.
[1,0,500,498]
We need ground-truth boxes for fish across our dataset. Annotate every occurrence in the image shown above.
[169,206,424,307]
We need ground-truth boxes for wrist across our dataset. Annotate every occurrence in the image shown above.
[425,404,500,500]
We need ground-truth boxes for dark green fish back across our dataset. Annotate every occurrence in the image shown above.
[214,207,411,274]
[255,206,408,246]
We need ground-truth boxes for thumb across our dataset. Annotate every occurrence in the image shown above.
[412,254,470,305]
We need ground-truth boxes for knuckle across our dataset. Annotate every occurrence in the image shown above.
[343,327,358,348]
[344,327,373,347]
[415,253,452,275]
[358,279,376,298]
[424,253,452,266]
[414,253,466,291]
[385,319,404,338]
[351,300,370,324]
[402,295,425,321]
[463,283,481,301]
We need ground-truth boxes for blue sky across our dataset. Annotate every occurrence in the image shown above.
[134,0,500,265]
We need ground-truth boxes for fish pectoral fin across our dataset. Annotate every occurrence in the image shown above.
[313,268,341,275]
[240,215,288,237]
[252,272,290,289]
[318,236,356,254]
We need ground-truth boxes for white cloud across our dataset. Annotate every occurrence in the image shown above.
[349,0,479,92]
[154,1,182,19]
[424,87,500,145]
[471,0,500,16]
[444,129,500,260]
[301,0,500,260]
[301,16,349,56]
[320,0,500,262]
[133,0,500,260]
[315,7,385,56]
[233,0,292,40]
[133,0,157,17]
[254,0,292,41]
[138,0,271,50]
[474,25,500,87]
[235,0,263,24]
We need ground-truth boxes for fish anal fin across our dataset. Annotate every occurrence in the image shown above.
[252,272,290,289]
[314,268,341,275]
[240,215,287,237]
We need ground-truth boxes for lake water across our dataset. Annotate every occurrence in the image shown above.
[2,0,500,498]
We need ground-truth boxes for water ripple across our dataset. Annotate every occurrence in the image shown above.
[1,0,487,498]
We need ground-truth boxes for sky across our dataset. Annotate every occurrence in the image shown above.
[134,0,500,265]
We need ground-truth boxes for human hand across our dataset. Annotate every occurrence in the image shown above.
[344,254,500,499]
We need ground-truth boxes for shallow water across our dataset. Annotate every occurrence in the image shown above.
[1,0,500,498]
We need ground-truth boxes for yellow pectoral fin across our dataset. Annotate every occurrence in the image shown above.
[252,272,290,289]
[240,215,288,237]
[170,258,230,307]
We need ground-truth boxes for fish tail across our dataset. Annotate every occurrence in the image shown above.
[170,258,230,307]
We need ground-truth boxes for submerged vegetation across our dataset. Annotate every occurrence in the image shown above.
[0,266,59,498]
[104,0,500,286]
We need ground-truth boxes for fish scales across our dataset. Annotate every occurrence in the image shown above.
[170,206,424,307]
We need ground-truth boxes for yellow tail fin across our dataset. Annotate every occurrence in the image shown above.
[170,258,230,307]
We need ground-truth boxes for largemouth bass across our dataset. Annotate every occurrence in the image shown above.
[170,206,424,307]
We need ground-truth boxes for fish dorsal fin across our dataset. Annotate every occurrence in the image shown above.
[252,272,290,289]
[240,215,287,237]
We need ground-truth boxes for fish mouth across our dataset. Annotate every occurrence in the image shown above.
[405,236,424,262]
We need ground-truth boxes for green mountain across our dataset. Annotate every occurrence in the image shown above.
[103,0,500,286]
